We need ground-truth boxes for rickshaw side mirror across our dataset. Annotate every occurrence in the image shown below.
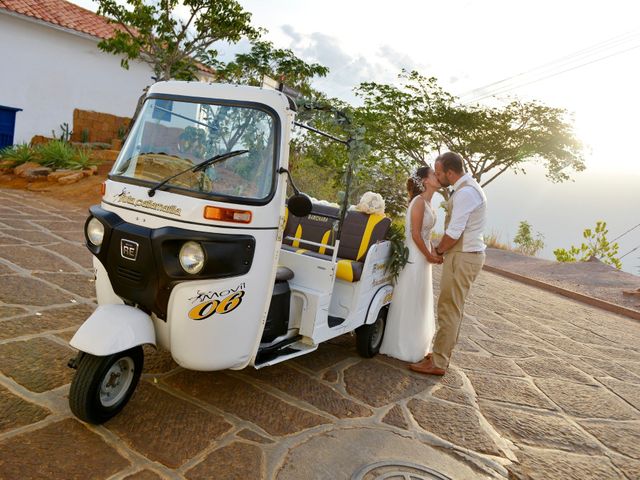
[288,192,313,217]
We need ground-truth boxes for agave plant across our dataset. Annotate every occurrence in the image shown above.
[68,147,96,170]
[36,140,76,169]
[0,143,38,166]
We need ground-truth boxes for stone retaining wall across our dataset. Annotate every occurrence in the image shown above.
[71,109,130,144]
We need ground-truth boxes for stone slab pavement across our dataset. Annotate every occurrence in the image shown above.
[1,188,639,480]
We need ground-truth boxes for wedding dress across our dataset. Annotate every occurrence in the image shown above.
[380,195,437,363]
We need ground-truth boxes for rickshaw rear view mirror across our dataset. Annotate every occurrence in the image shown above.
[288,193,312,217]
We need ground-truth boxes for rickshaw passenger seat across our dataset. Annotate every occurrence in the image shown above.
[333,211,391,282]
[282,206,391,282]
[282,203,339,254]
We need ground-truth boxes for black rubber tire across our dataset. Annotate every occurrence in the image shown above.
[69,346,143,424]
[356,306,388,358]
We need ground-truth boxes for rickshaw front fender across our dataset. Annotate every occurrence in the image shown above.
[364,284,394,325]
[70,305,156,357]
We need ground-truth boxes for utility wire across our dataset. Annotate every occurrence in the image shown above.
[461,30,640,98]
[464,44,640,103]
[619,243,640,260]
[611,223,640,243]
[460,29,640,100]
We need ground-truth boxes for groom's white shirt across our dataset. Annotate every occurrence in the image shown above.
[445,173,487,253]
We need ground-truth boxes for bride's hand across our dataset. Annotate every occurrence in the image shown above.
[426,252,443,264]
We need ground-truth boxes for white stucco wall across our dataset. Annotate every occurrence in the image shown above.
[0,12,155,144]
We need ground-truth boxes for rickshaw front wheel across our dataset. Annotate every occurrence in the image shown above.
[69,346,144,424]
[356,306,388,358]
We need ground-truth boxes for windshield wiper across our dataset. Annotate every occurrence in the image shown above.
[147,149,249,197]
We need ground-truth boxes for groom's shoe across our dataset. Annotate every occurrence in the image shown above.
[409,357,446,376]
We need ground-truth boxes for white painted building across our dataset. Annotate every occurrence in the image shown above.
[0,0,212,147]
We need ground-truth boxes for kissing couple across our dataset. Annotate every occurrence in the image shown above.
[380,152,488,375]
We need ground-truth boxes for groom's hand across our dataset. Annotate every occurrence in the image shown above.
[426,252,444,264]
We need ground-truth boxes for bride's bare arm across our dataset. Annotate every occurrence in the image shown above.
[410,199,442,264]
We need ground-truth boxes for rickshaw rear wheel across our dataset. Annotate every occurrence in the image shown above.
[356,306,388,358]
[69,346,144,424]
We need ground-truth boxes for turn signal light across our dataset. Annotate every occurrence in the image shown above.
[204,206,252,224]
[100,182,106,196]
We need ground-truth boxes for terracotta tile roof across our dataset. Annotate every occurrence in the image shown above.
[0,0,216,75]
[0,0,118,39]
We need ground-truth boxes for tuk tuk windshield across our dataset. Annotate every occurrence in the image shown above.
[112,98,277,201]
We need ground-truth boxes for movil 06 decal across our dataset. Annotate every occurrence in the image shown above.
[188,283,246,320]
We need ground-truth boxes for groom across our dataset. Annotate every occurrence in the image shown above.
[410,151,487,375]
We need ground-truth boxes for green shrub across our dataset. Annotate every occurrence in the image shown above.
[513,221,545,256]
[553,221,622,269]
[36,140,76,169]
[67,147,96,170]
[0,143,38,166]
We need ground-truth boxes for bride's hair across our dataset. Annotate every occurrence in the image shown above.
[407,166,431,202]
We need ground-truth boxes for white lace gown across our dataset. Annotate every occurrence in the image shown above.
[380,195,437,363]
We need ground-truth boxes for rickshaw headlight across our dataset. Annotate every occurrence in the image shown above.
[179,241,205,274]
[86,217,105,246]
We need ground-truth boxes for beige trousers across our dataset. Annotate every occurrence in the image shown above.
[431,251,485,369]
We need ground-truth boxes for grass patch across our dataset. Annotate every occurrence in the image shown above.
[0,141,99,171]
[0,143,38,166]
[484,230,511,250]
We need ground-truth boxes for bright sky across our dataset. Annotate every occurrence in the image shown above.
[69,0,640,272]
[234,0,640,174]
[70,0,640,173]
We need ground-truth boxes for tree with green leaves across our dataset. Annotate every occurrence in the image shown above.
[554,221,622,269]
[214,40,329,97]
[354,71,585,187]
[97,0,258,81]
[513,220,545,256]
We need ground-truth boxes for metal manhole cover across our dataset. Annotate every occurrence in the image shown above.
[352,461,453,480]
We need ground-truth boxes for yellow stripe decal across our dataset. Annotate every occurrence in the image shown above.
[336,259,354,282]
[319,230,331,255]
[293,224,302,248]
[284,207,289,229]
[356,214,385,261]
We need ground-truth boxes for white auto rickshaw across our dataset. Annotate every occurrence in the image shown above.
[68,81,394,424]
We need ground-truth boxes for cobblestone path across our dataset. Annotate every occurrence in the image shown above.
[1,188,639,479]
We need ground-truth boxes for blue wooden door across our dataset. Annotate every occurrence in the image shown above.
[0,106,23,149]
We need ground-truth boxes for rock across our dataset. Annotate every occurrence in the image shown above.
[0,419,129,479]
[408,398,503,455]
[185,442,264,480]
[85,165,98,176]
[106,382,231,468]
[579,420,640,459]
[29,135,54,146]
[14,162,42,177]
[0,159,16,172]
[48,170,74,182]
[57,172,84,185]
[507,447,621,480]
[24,168,52,181]
[480,402,601,453]
[535,378,638,419]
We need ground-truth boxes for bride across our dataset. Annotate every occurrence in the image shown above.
[380,165,442,363]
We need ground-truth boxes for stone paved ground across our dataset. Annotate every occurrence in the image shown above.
[1,188,639,480]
